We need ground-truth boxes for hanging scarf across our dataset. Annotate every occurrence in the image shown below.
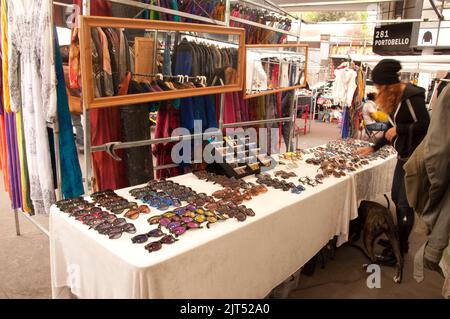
[54,28,84,198]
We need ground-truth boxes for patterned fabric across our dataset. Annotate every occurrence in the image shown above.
[1,0,9,113]
[7,0,56,213]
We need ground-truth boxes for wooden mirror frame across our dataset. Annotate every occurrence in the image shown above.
[244,44,309,99]
[79,16,246,109]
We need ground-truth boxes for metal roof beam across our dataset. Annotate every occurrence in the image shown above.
[279,0,401,9]
[428,0,444,20]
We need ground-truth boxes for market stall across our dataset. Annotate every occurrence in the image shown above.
[50,141,396,298]
[0,0,425,301]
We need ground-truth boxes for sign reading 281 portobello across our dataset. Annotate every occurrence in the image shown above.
[373,22,413,54]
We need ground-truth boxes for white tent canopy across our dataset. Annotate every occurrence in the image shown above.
[350,54,450,74]
[350,54,450,63]
[364,62,450,73]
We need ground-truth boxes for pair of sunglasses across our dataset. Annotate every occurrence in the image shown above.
[63,202,96,214]
[145,198,171,211]
[299,177,319,187]
[94,219,136,238]
[147,209,181,225]
[129,186,153,197]
[86,216,114,228]
[124,205,151,220]
[274,170,297,179]
[257,177,295,191]
[279,152,303,161]
[291,185,306,194]
[77,210,110,223]
[166,221,202,236]
[145,235,178,252]
[56,198,88,211]
[131,228,166,244]
[68,204,100,217]
[216,205,247,222]
[103,223,137,239]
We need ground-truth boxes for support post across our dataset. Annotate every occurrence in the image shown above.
[14,209,21,236]
[219,93,225,132]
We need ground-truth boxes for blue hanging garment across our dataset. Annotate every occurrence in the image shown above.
[54,28,84,198]
[341,106,350,139]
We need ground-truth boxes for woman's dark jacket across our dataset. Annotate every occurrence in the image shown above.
[374,83,430,159]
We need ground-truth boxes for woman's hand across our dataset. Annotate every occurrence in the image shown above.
[385,127,397,143]
[357,147,375,156]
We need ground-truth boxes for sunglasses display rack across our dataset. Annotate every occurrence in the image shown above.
[204,136,274,179]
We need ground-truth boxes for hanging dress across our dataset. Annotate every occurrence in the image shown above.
[7,0,56,213]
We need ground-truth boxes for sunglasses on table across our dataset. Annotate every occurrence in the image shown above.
[105,223,137,239]
[299,177,320,187]
[96,221,136,239]
[92,196,125,207]
[124,205,151,220]
[129,186,154,197]
[110,202,139,215]
[167,221,203,237]
[56,198,88,211]
[67,205,101,216]
[63,201,95,214]
[131,228,166,244]
[274,170,297,179]
[78,211,110,223]
[145,235,178,253]
[291,185,306,194]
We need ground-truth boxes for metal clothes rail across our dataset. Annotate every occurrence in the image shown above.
[106,0,227,26]
[230,0,299,20]
[13,0,65,237]
[230,16,298,38]
[80,0,302,193]
[14,0,303,237]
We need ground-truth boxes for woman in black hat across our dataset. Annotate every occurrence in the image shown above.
[358,59,430,263]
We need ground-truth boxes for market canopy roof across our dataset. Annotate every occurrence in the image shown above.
[273,0,402,12]
[350,54,450,72]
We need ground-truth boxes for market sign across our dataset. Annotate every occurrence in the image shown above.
[373,22,413,55]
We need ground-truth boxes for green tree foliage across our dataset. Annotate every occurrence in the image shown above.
[301,11,368,23]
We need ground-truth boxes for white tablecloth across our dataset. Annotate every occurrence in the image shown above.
[50,152,396,299]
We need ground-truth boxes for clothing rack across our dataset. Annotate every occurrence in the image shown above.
[428,77,450,111]
[231,0,298,20]
[179,32,239,47]
[53,1,73,8]
[11,0,302,238]
[229,0,302,39]
[79,15,242,192]
[106,0,228,26]
[229,16,298,38]
[13,0,63,237]
[131,72,204,81]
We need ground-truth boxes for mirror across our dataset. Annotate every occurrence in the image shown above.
[245,44,308,99]
[80,17,245,109]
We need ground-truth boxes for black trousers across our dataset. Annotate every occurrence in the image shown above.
[391,159,415,252]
